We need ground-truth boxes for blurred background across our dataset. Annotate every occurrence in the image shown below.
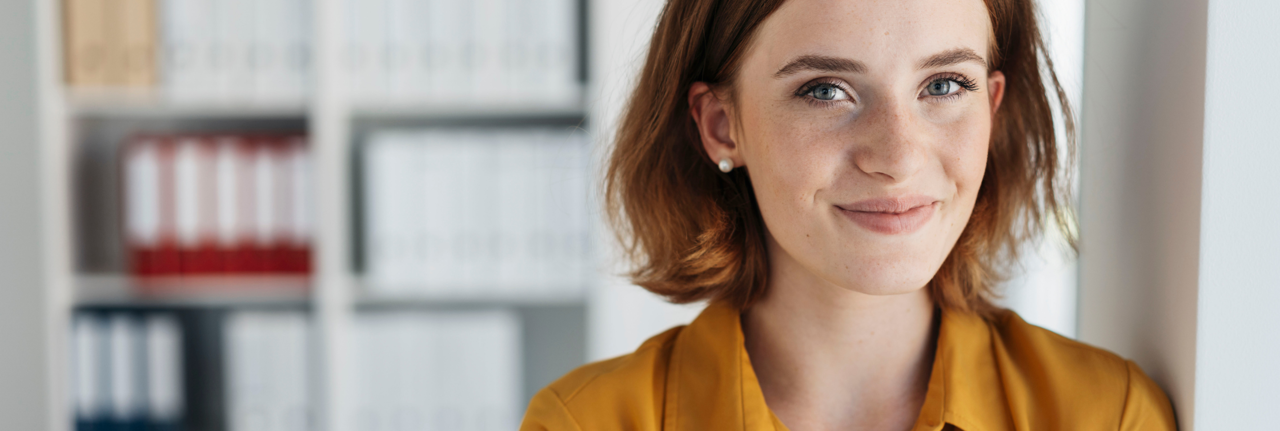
[0,0,1276,430]
[50,0,1086,429]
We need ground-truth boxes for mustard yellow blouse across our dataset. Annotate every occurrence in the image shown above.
[520,301,1177,430]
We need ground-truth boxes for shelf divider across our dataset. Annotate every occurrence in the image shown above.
[36,0,74,428]
[74,274,311,308]
[311,0,355,430]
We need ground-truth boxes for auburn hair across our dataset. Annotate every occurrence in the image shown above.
[604,0,1076,315]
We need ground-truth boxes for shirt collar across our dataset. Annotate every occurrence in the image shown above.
[665,301,1015,431]
[913,305,1016,431]
[664,301,774,431]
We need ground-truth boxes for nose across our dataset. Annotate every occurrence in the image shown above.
[851,99,928,184]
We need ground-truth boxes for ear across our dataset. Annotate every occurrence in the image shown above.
[688,82,739,169]
[987,71,1006,116]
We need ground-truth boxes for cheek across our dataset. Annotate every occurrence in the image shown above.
[738,107,847,245]
[742,107,835,205]
[938,112,992,201]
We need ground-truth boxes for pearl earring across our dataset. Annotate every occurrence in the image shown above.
[718,158,733,173]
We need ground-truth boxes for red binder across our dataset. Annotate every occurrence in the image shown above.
[123,136,159,276]
[122,132,313,288]
[283,136,312,275]
[173,135,221,275]
[218,135,257,275]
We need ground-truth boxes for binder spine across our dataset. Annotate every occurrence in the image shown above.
[346,311,522,431]
[64,0,109,87]
[123,133,312,282]
[286,137,313,274]
[363,128,591,297]
[174,136,222,275]
[72,313,106,431]
[144,314,183,431]
[107,314,146,431]
[118,0,158,87]
[225,311,313,431]
[154,139,181,278]
[230,136,258,274]
[123,138,161,277]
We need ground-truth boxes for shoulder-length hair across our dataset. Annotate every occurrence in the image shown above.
[604,0,1076,315]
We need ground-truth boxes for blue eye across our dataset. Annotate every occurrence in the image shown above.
[925,79,960,96]
[808,83,849,101]
[921,75,979,98]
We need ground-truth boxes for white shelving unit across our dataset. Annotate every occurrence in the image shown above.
[33,0,603,430]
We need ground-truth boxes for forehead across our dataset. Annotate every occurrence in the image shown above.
[748,0,992,72]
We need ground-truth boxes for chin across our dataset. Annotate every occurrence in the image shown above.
[820,249,945,297]
[832,270,936,296]
[821,219,959,297]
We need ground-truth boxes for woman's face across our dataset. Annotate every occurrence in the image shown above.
[693,0,1005,296]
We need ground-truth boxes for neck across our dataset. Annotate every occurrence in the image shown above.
[742,251,938,431]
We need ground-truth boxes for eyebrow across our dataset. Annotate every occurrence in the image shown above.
[772,48,989,79]
[773,55,868,78]
[917,48,988,70]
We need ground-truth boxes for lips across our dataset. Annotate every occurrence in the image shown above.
[835,195,939,235]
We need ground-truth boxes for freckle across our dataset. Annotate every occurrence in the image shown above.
[884,31,889,36]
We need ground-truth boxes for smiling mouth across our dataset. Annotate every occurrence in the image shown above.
[835,196,939,235]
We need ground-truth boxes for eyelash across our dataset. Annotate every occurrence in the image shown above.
[923,73,980,101]
[792,73,982,107]
[794,78,852,108]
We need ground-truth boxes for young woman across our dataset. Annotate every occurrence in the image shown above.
[522,0,1176,429]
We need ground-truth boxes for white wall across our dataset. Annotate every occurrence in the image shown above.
[1079,0,1280,427]
[0,0,52,428]
[1193,0,1280,428]
[1079,0,1206,427]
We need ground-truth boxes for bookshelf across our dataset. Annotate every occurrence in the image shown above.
[36,0,606,430]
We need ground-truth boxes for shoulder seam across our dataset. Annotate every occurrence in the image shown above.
[559,327,682,403]
[543,387,586,431]
[1117,360,1135,430]
[1003,311,1129,366]
[558,365,607,403]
